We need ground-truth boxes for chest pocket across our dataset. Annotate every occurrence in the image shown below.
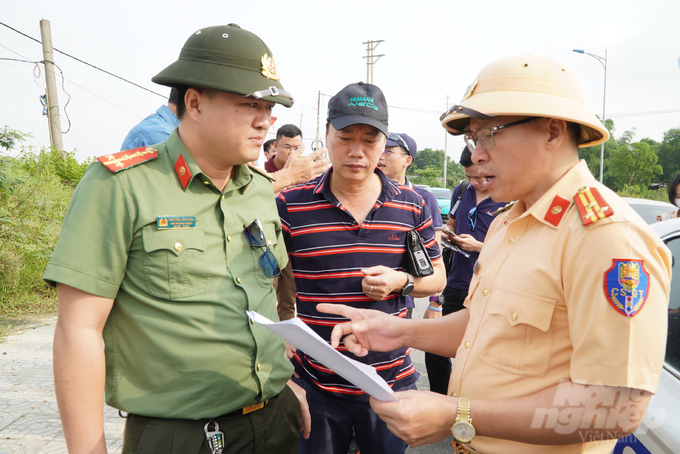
[248,221,281,289]
[142,228,210,299]
[479,286,556,377]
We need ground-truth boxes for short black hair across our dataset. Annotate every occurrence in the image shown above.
[459,147,473,168]
[276,124,303,141]
[168,87,178,105]
[669,173,680,204]
[174,85,216,120]
[263,139,276,153]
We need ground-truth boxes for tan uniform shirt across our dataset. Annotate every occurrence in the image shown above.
[449,160,671,453]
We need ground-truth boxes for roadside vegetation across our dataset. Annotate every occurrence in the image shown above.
[0,126,91,338]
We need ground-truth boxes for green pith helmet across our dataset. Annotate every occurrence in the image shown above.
[152,24,294,107]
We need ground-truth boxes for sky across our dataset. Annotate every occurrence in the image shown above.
[2,0,679,165]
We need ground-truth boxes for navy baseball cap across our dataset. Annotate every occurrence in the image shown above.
[386,132,417,161]
[327,82,388,136]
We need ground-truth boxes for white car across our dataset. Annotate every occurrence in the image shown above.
[622,197,677,224]
[613,217,680,453]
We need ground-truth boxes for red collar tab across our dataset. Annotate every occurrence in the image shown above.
[573,186,614,226]
[97,147,158,173]
[544,195,570,227]
[174,154,192,189]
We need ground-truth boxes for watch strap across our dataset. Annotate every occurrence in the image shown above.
[456,397,472,424]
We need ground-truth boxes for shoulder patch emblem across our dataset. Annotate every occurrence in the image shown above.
[544,195,570,227]
[604,259,649,317]
[174,154,192,189]
[97,147,158,173]
[573,186,614,226]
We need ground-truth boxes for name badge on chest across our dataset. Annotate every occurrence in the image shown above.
[157,216,196,230]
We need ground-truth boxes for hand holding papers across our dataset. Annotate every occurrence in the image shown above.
[246,311,397,402]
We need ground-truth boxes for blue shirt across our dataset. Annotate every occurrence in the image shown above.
[446,183,506,291]
[120,105,179,151]
[407,178,442,308]
[276,168,440,400]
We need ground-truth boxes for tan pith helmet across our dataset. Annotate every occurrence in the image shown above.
[440,54,609,147]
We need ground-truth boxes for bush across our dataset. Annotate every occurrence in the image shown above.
[0,138,91,320]
[616,184,668,202]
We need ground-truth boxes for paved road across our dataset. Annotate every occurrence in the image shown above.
[0,298,454,453]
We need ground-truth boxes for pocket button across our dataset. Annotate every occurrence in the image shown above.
[174,242,182,251]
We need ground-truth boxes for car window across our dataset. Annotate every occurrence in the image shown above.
[631,204,675,224]
[665,235,680,372]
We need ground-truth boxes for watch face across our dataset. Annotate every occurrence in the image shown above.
[402,283,414,296]
[451,421,475,443]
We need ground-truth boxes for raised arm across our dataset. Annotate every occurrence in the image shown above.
[53,284,114,454]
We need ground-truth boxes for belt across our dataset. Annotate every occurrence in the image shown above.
[450,440,483,454]
[223,394,277,418]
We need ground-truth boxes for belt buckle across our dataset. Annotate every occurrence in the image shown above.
[242,399,267,415]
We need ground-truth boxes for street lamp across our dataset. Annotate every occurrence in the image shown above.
[573,49,608,183]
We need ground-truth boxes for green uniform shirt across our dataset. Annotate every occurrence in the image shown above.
[44,130,292,419]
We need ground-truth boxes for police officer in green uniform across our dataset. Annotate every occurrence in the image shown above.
[43,24,310,454]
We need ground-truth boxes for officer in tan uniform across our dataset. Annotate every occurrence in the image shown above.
[319,54,671,454]
[44,25,310,454]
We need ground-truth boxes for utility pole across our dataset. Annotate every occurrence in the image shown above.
[362,40,384,84]
[443,95,450,187]
[40,19,65,156]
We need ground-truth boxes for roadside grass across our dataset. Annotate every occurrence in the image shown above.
[1,139,90,340]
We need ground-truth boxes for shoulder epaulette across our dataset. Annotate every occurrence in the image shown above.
[491,201,516,216]
[97,147,158,173]
[573,186,614,226]
[247,163,274,181]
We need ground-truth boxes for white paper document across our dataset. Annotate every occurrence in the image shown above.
[247,311,398,402]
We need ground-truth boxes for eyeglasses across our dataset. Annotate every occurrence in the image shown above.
[383,147,409,156]
[387,133,410,153]
[281,144,302,152]
[467,206,478,231]
[243,219,282,279]
[463,117,537,153]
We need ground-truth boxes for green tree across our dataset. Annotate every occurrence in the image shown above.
[0,126,30,152]
[608,140,662,194]
[657,128,680,184]
[410,167,444,187]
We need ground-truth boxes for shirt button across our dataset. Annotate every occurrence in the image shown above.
[482,288,489,296]
[174,242,182,251]
[203,180,210,185]
[236,277,242,284]
[464,341,471,349]
[511,311,518,321]
[222,194,226,200]
[256,363,261,371]
[267,239,273,247]
[250,318,255,325]
[227,235,231,242]
[508,237,515,245]
[451,392,457,397]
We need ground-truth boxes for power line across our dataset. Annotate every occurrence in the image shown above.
[0,21,165,99]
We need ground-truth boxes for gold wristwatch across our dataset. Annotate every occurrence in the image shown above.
[451,397,476,443]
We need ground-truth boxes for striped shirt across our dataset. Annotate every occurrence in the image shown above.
[276,168,441,400]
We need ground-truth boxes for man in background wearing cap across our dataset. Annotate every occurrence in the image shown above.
[377,132,443,319]
[45,24,309,454]
[320,54,670,453]
[276,82,446,454]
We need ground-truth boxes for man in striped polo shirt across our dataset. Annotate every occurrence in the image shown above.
[276,82,446,454]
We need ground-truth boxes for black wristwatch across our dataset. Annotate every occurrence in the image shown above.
[429,294,444,305]
[401,273,414,296]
